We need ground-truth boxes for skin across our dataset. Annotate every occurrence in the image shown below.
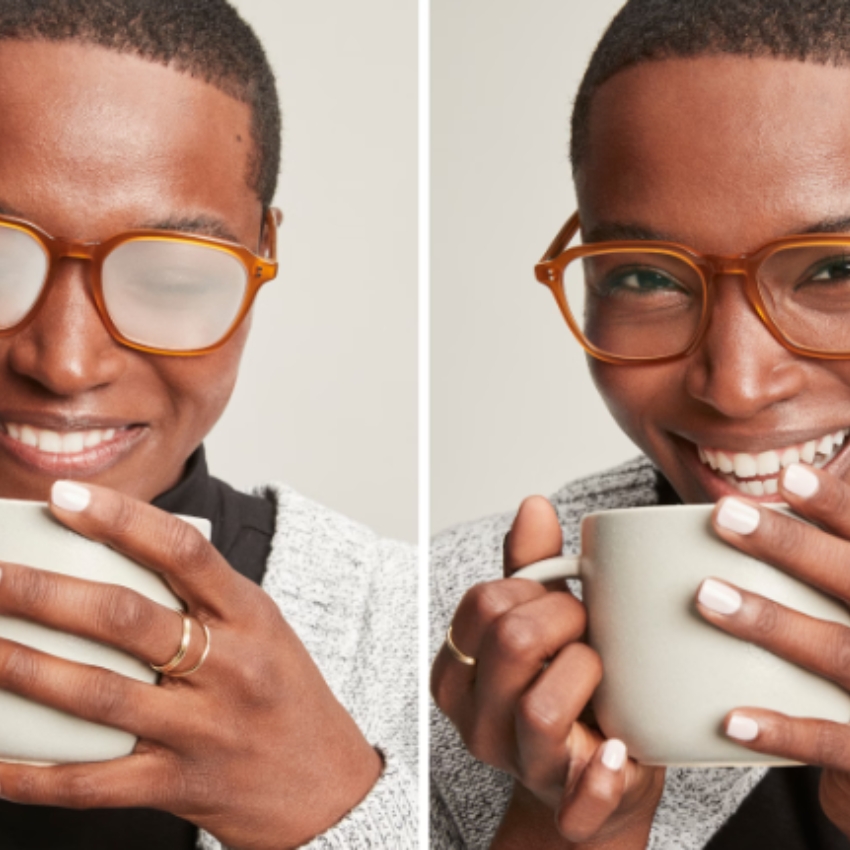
[433,55,850,846]
[0,40,381,849]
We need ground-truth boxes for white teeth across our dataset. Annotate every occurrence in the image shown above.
[2,423,120,454]
[733,453,757,478]
[61,432,84,453]
[38,430,60,453]
[746,480,765,496]
[817,434,834,456]
[781,447,801,468]
[717,452,734,473]
[20,425,37,447]
[698,427,850,496]
[756,450,780,476]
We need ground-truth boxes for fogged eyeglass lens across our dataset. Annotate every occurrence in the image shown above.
[759,245,850,352]
[563,251,703,357]
[102,240,247,351]
[0,226,48,328]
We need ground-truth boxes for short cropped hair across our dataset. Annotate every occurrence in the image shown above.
[571,0,850,174]
[0,0,281,207]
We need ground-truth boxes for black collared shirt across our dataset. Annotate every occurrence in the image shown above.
[0,447,275,849]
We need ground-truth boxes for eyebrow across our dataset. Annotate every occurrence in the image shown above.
[584,217,850,245]
[0,201,241,244]
[140,216,241,244]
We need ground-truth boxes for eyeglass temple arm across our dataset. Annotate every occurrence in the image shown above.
[534,212,581,285]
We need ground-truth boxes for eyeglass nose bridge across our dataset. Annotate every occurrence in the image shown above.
[49,236,100,263]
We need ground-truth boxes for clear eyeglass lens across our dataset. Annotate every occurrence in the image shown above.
[102,239,248,351]
[0,225,48,328]
[563,250,704,358]
[758,244,850,353]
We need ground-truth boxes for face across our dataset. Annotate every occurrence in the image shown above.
[0,40,267,502]
[577,56,850,504]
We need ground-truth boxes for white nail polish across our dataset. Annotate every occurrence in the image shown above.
[600,738,627,771]
[51,481,91,512]
[783,463,819,498]
[698,578,742,615]
[726,714,759,742]
[716,498,760,535]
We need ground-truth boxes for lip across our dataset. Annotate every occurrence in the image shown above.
[672,430,850,503]
[0,419,148,477]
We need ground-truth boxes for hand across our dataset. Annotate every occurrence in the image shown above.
[698,464,850,837]
[431,496,664,846]
[0,481,381,850]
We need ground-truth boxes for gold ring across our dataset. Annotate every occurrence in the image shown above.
[150,610,192,674]
[445,625,476,667]
[167,622,211,678]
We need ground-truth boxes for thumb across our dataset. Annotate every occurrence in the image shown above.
[503,495,562,577]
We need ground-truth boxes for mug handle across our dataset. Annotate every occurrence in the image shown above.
[511,555,581,582]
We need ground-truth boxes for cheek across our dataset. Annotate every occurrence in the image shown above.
[589,358,684,448]
[156,326,248,437]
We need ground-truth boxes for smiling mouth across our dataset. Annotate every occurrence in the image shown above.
[696,428,850,496]
[2,422,124,454]
[0,420,148,478]
[697,428,850,496]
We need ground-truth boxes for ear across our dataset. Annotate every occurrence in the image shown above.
[260,207,283,258]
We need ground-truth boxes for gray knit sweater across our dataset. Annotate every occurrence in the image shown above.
[430,456,765,849]
[199,483,418,850]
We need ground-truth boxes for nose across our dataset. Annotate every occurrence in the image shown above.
[6,260,126,396]
[683,272,806,418]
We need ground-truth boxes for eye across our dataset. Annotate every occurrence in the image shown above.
[595,267,688,297]
[807,256,850,284]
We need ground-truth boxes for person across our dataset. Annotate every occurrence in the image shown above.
[0,2,417,849]
[430,0,850,847]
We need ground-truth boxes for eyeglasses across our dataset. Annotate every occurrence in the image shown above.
[0,209,279,356]
[535,212,850,364]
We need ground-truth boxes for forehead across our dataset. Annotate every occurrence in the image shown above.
[577,56,850,253]
[0,40,257,237]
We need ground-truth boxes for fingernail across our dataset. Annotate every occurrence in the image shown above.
[698,578,742,615]
[51,481,91,512]
[783,463,819,498]
[600,738,627,771]
[716,498,760,535]
[726,714,759,742]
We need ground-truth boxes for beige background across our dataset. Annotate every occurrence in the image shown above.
[432,0,638,534]
[206,0,417,542]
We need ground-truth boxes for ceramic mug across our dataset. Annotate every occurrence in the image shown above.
[0,499,210,765]
[513,504,850,767]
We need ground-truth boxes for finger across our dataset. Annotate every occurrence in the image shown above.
[779,462,850,539]
[0,638,189,741]
[431,578,545,722]
[514,642,602,794]
[711,494,850,602]
[471,592,588,760]
[696,577,850,691]
[556,739,628,843]
[49,480,243,615]
[0,561,208,672]
[504,496,563,576]
[0,753,171,810]
[722,708,850,772]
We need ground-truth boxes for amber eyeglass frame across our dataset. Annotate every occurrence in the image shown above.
[535,211,850,365]
[0,208,279,357]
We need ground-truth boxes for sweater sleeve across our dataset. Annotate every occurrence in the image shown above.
[195,484,418,850]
